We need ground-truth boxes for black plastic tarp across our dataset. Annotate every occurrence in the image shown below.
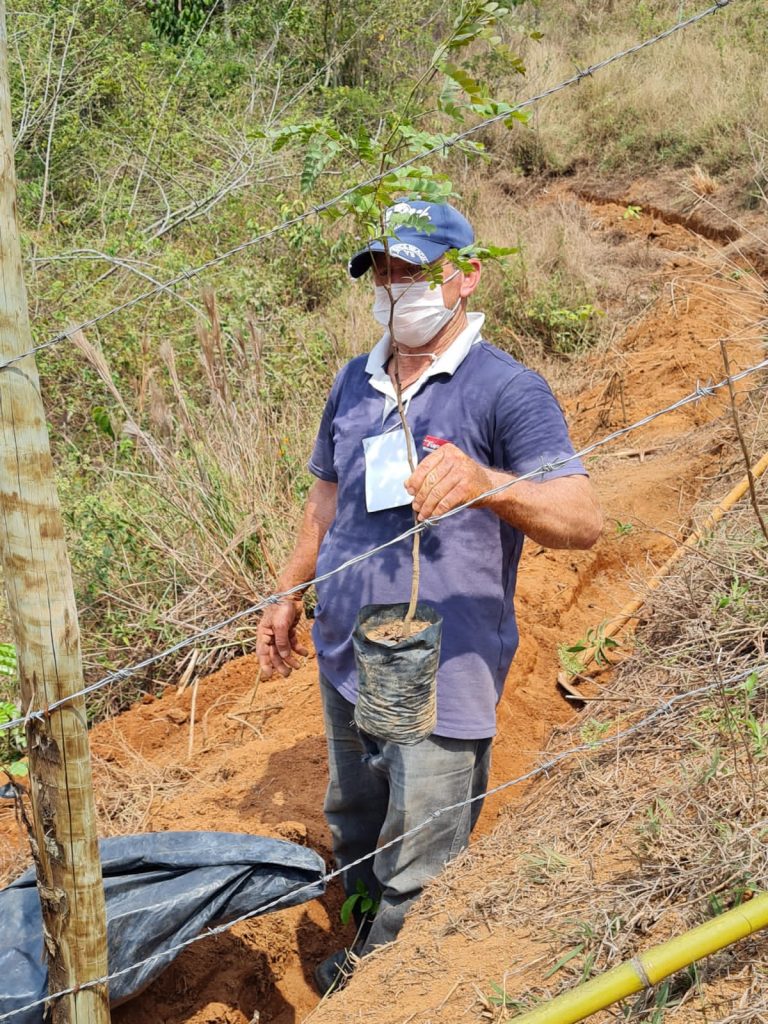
[0,831,325,1023]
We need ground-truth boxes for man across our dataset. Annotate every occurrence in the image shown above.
[256,200,602,993]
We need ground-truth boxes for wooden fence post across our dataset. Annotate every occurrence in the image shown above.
[0,3,110,1020]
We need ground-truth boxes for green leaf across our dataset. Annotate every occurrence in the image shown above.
[0,643,17,677]
[340,893,358,925]
[441,62,488,102]
[504,109,531,128]
[346,193,380,221]
[438,75,465,121]
[355,124,375,162]
[544,944,584,979]
[558,645,585,676]
[271,122,321,153]
[300,136,340,193]
[384,210,436,235]
[451,244,518,265]
[470,98,525,122]
[319,206,346,224]
[92,406,115,440]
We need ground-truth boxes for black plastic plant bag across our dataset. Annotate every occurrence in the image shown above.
[352,602,442,745]
[0,831,325,1023]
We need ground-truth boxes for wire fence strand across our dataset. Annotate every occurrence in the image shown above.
[2,351,766,736]
[0,659,762,1023]
[0,0,733,374]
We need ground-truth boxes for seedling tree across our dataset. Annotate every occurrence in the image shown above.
[270,2,530,627]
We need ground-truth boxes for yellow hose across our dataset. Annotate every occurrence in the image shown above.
[511,893,768,1024]
[558,451,768,693]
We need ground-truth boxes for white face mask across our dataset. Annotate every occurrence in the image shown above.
[372,271,461,348]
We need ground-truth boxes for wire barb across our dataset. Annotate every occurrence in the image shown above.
[695,380,716,399]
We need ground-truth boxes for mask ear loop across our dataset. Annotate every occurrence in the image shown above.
[396,350,440,361]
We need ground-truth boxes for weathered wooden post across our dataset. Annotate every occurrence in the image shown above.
[0,3,110,1020]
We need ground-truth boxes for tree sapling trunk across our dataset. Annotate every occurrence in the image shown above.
[381,243,421,635]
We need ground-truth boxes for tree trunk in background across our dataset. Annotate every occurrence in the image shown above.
[0,3,110,1020]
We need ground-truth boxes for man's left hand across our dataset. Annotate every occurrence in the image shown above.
[405,443,493,521]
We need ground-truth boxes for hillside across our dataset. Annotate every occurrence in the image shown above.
[1,2,768,1023]
[4,173,768,1022]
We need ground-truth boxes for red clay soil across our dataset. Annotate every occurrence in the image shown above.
[0,184,764,1024]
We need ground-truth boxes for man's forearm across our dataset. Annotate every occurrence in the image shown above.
[481,471,602,549]
[277,479,338,593]
[407,442,602,550]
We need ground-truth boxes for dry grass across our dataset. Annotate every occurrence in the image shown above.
[489,2,768,181]
[70,290,330,692]
[91,744,194,837]
[0,736,196,887]
[691,164,719,196]
[469,178,666,367]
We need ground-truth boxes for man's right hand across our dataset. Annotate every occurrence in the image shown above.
[256,596,308,679]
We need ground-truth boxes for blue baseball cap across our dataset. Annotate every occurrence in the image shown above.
[348,199,474,278]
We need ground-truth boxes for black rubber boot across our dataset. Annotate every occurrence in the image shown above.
[313,947,358,996]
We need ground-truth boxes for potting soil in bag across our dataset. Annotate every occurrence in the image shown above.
[352,602,442,744]
[0,831,325,1023]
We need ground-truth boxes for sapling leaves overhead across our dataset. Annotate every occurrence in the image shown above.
[268,0,531,240]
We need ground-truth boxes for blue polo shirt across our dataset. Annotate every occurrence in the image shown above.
[309,315,586,739]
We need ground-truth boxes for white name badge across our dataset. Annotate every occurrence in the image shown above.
[362,429,415,513]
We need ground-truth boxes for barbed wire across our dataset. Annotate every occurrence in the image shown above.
[0,658,761,1023]
[0,0,733,374]
[2,351,766,736]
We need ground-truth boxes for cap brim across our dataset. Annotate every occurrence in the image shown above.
[347,237,450,278]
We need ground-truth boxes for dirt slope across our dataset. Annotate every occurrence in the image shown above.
[0,181,765,1024]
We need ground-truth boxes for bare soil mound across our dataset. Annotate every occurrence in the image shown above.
[1,179,765,1024]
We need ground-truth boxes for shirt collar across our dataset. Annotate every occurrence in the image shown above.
[364,312,486,424]
[365,311,485,383]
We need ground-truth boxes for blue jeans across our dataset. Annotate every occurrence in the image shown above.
[320,676,491,953]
